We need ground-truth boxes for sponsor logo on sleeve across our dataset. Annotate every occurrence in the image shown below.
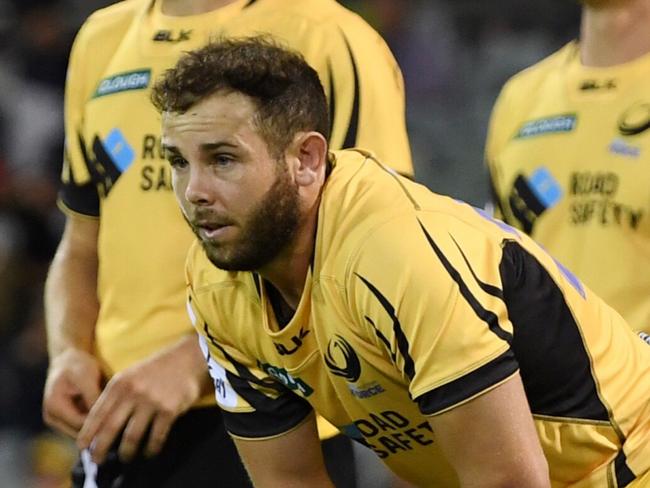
[198,335,238,408]
[507,167,562,233]
[93,69,151,98]
[515,114,577,139]
[101,128,135,172]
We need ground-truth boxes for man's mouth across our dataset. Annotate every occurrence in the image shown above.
[194,220,233,240]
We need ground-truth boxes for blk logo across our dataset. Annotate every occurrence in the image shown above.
[152,29,192,43]
[580,79,616,91]
[325,335,361,383]
[274,327,310,356]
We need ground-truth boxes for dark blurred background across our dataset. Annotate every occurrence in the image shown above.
[0,0,580,486]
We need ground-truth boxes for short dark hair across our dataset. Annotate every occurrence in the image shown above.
[151,36,329,156]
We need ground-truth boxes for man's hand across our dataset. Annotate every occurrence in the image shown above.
[43,348,103,439]
[76,336,208,464]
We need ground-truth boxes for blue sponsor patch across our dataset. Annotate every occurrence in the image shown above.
[608,138,641,158]
[528,167,562,208]
[93,69,151,98]
[102,128,135,172]
[515,114,577,139]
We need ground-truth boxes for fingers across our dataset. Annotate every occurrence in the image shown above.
[118,406,155,462]
[43,376,90,438]
[78,388,134,464]
[75,373,102,413]
[145,410,175,458]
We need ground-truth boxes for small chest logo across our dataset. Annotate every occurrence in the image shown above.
[618,102,650,136]
[324,335,361,382]
[93,69,151,98]
[274,327,310,356]
[152,29,192,43]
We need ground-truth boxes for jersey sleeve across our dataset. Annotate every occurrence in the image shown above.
[58,22,100,218]
[322,18,413,176]
[185,251,313,439]
[347,213,519,416]
[484,81,520,226]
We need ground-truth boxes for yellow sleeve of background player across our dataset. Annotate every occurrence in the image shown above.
[320,17,413,176]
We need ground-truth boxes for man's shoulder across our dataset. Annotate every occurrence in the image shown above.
[500,42,576,104]
[234,0,371,35]
[77,0,147,42]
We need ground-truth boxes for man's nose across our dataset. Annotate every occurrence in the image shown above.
[185,166,213,205]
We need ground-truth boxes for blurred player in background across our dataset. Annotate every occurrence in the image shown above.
[486,0,650,337]
[42,0,412,486]
[155,36,650,487]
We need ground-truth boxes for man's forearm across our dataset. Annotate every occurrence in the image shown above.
[45,217,100,358]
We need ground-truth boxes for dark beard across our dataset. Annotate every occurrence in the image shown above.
[198,164,300,271]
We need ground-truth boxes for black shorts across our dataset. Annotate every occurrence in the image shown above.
[71,406,251,488]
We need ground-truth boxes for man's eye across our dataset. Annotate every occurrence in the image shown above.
[213,155,235,166]
[168,156,187,168]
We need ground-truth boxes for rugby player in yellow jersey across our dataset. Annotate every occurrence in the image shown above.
[154,37,650,488]
[42,0,412,486]
[486,0,650,336]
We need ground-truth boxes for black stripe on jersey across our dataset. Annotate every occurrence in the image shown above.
[613,450,636,487]
[58,132,101,216]
[221,374,313,439]
[252,273,261,298]
[364,316,398,363]
[355,274,415,381]
[203,322,283,393]
[499,240,611,422]
[416,349,518,416]
[340,29,360,149]
[487,171,508,222]
[417,220,513,343]
[91,135,122,193]
[201,323,313,438]
[243,0,259,7]
[326,59,335,141]
[221,402,312,439]
[449,233,504,300]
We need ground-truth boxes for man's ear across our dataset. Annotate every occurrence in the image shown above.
[289,132,328,187]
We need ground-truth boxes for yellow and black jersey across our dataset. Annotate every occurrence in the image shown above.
[188,149,650,487]
[486,41,650,334]
[58,0,412,377]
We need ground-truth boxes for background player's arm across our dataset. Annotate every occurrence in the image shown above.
[426,373,550,488]
[233,412,334,488]
[43,214,102,439]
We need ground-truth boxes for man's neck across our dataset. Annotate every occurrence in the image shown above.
[259,203,320,311]
[580,0,650,67]
[161,0,238,16]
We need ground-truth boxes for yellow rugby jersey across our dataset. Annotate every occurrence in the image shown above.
[188,150,650,487]
[486,41,650,334]
[58,0,413,376]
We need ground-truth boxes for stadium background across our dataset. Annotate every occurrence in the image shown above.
[0,0,580,485]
